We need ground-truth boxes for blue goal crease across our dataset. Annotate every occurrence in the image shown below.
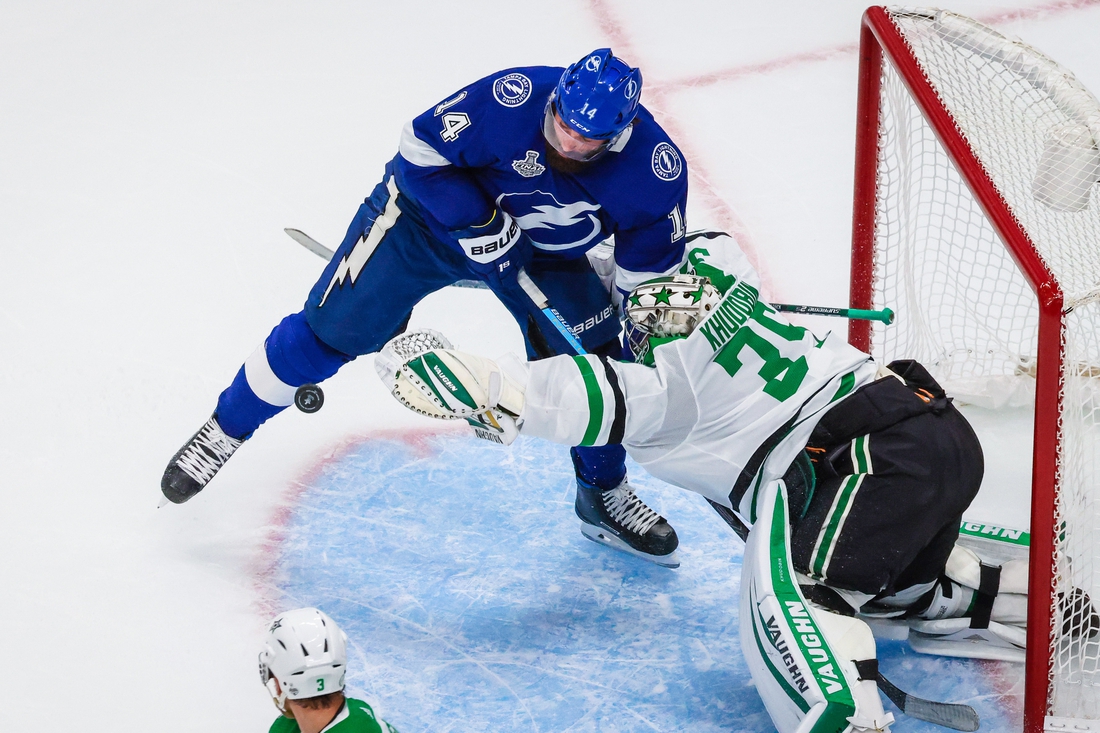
[272,431,1020,732]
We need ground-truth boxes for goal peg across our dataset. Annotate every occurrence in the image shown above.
[774,303,895,324]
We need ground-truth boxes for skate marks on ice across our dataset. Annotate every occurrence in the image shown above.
[268,430,1020,732]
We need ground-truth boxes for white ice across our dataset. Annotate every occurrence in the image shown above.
[3,1,1100,729]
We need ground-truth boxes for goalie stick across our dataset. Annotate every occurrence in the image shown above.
[283,228,896,324]
[774,303,895,324]
[875,671,980,731]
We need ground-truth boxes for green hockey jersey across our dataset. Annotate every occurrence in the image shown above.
[269,698,398,733]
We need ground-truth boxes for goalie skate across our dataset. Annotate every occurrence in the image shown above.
[576,479,680,568]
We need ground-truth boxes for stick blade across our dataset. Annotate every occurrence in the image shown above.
[903,695,980,732]
[877,673,979,732]
[284,227,335,261]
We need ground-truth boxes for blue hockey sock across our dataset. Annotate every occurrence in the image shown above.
[215,311,352,439]
[571,444,627,491]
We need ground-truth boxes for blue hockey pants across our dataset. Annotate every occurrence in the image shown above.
[214,173,627,489]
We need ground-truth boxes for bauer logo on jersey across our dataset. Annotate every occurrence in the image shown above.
[511,150,545,178]
[493,73,532,107]
[652,142,682,181]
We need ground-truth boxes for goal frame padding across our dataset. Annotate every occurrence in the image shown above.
[848,7,1066,732]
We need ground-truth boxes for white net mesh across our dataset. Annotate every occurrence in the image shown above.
[868,8,1100,720]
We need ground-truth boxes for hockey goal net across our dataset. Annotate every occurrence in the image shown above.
[850,7,1100,732]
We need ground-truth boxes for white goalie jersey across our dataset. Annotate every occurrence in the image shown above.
[521,233,879,524]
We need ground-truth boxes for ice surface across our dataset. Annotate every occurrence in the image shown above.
[275,432,1022,732]
[4,0,1099,730]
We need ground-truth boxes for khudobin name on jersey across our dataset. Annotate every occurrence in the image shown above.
[520,234,879,524]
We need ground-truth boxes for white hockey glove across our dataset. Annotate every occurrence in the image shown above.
[376,331,527,445]
[374,329,454,382]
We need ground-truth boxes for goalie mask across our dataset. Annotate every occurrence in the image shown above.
[625,274,722,364]
[258,607,348,712]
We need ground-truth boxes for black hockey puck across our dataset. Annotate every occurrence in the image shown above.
[294,384,324,413]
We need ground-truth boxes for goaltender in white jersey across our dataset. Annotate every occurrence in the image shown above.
[522,235,878,524]
[376,232,1067,733]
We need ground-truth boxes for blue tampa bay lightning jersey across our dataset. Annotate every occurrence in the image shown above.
[392,65,689,298]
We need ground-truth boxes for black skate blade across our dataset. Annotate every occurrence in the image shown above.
[580,523,680,568]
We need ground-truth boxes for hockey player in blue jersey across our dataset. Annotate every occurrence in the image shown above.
[161,49,689,566]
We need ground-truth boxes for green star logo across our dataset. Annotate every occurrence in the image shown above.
[654,287,672,305]
[689,286,705,303]
[629,293,643,307]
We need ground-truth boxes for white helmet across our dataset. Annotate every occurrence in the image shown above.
[625,274,723,364]
[258,607,349,712]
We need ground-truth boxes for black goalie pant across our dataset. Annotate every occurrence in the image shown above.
[789,360,984,598]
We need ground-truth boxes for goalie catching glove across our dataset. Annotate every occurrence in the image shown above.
[376,330,527,444]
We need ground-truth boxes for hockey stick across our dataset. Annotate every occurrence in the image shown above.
[515,268,587,355]
[284,228,489,290]
[773,303,895,324]
[284,227,585,353]
[284,229,893,323]
[876,672,980,731]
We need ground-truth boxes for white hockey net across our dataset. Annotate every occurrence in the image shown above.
[865,7,1100,723]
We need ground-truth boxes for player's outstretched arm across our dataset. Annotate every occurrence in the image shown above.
[377,330,667,449]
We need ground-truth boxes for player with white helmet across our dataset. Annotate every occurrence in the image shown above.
[259,607,398,733]
[373,230,1100,731]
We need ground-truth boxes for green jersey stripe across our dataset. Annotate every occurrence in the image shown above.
[852,434,872,475]
[831,371,856,403]
[810,473,864,579]
[573,356,605,446]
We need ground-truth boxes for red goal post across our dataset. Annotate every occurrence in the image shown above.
[848,7,1100,732]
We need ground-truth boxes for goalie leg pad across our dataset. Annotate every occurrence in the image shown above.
[741,480,893,733]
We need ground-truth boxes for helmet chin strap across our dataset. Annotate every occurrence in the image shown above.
[266,677,289,713]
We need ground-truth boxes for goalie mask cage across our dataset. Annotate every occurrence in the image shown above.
[849,7,1100,732]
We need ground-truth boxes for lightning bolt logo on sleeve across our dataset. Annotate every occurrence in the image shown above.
[319,177,402,307]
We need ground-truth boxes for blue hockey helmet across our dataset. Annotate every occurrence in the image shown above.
[551,48,642,141]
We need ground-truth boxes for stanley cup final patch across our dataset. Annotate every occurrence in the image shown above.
[512,151,545,178]
[493,73,532,107]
